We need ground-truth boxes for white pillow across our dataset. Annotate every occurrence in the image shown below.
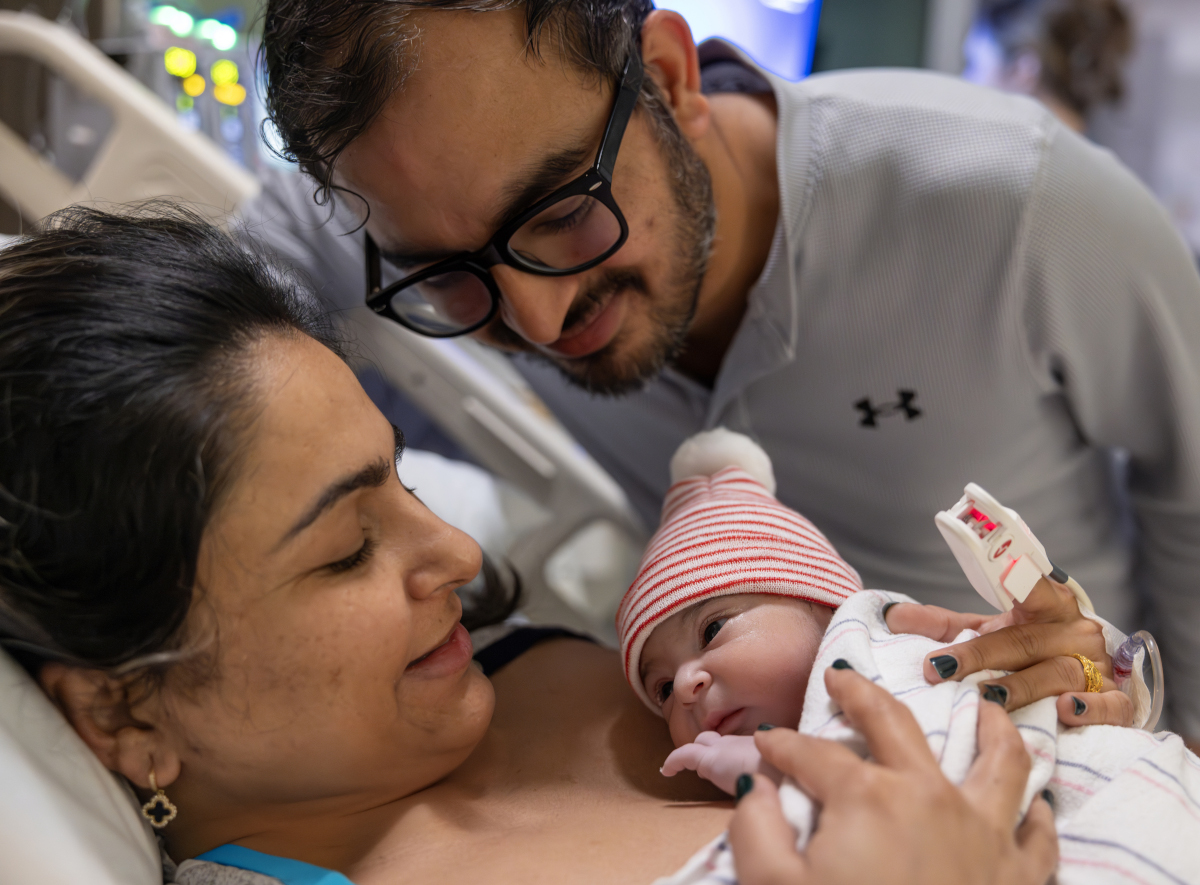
[0,650,160,885]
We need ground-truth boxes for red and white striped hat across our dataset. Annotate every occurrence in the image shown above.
[617,429,862,710]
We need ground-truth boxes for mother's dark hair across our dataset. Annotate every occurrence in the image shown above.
[0,204,513,681]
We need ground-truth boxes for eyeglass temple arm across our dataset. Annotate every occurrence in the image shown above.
[595,50,645,183]
[366,232,382,295]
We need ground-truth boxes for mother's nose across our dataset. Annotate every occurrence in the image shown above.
[403,510,483,600]
[491,266,580,345]
[673,661,712,704]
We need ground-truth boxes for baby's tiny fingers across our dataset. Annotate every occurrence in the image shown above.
[1056,690,1134,727]
[661,743,705,777]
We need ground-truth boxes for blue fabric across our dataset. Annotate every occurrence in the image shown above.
[196,844,355,885]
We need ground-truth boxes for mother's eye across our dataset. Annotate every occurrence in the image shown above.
[702,618,726,647]
[326,537,376,574]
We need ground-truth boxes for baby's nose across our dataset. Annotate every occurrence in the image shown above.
[675,662,711,702]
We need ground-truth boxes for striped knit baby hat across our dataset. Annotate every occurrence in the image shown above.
[617,429,862,710]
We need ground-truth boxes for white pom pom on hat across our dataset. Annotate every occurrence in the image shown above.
[669,427,776,494]
[618,428,862,712]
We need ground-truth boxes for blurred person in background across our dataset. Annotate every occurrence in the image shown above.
[963,0,1133,134]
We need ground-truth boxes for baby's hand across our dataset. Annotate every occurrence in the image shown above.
[661,731,781,795]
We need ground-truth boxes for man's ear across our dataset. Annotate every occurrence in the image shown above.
[640,10,711,141]
[39,663,182,790]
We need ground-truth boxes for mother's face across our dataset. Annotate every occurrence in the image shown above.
[156,334,493,826]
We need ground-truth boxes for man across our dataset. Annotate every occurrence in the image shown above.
[255,0,1200,741]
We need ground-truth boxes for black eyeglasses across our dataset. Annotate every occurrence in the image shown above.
[365,50,644,338]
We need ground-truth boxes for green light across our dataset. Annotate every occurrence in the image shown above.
[197,18,222,40]
[148,5,178,26]
[176,94,194,111]
[150,6,194,37]
[210,23,237,51]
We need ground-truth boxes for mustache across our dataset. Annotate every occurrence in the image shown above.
[484,268,647,353]
[560,268,648,334]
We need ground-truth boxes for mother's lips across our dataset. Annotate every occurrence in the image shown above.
[405,622,472,675]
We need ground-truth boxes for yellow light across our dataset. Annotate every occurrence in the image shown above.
[210,59,239,86]
[164,46,196,79]
[213,82,246,107]
[183,74,206,97]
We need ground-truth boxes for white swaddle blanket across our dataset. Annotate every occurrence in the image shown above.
[660,591,1200,885]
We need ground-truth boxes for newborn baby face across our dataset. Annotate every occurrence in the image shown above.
[639,594,833,746]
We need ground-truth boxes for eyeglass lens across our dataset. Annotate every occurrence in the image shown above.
[390,194,622,333]
[506,194,623,271]
[389,270,496,336]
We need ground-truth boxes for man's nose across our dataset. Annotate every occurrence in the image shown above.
[674,661,711,704]
[491,265,580,346]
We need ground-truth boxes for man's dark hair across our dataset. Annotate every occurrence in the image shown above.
[261,0,654,204]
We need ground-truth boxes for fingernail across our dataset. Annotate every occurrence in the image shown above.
[1073,696,1087,716]
[756,723,775,731]
[982,684,1009,706]
[1041,788,1055,810]
[831,658,853,670]
[735,773,754,801]
[930,654,958,679]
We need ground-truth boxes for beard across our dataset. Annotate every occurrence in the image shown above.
[484,92,717,397]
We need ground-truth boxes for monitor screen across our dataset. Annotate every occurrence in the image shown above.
[654,0,823,81]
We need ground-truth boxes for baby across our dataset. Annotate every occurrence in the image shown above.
[619,429,1199,885]
[616,428,859,794]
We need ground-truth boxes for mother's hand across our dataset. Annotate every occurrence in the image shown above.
[886,577,1134,727]
[728,668,1057,885]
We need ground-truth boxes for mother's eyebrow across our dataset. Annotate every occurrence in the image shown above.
[276,458,392,550]
[379,141,594,269]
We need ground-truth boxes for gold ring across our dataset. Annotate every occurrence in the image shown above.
[1070,653,1104,693]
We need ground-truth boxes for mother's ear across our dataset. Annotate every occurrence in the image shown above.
[39,663,181,791]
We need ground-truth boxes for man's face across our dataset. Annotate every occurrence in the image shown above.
[337,9,714,395]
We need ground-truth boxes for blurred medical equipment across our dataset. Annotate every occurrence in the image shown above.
[937,483,1164,730]
[0,11,258,226]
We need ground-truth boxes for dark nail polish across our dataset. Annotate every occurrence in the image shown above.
[982,684,1009,706]
[881,601,900,622]
[1073,696,1087,716]
[930,655,958,679]
[735,773,754,801]
[757,723,775,731]
[831,658,853,670]
[1049,562,1069,584]
[1040,788,1055,810]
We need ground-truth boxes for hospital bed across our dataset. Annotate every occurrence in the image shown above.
[0,12,644,885]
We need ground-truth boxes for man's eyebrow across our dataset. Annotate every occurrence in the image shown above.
[379,141,594,270]
[276,458,392,550]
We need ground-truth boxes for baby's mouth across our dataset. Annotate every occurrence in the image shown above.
[705,708,747,736]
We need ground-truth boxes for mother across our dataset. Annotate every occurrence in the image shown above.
[0,208,1102,883]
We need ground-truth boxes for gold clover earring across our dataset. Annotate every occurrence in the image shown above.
[141,769,178,828]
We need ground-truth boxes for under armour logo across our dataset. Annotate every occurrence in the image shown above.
[855,390,922,428]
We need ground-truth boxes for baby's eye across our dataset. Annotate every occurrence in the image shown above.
[702,618,726,647]
[658,681,674,705]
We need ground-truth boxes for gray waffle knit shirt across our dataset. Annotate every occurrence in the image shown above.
[513,45,1200,736]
